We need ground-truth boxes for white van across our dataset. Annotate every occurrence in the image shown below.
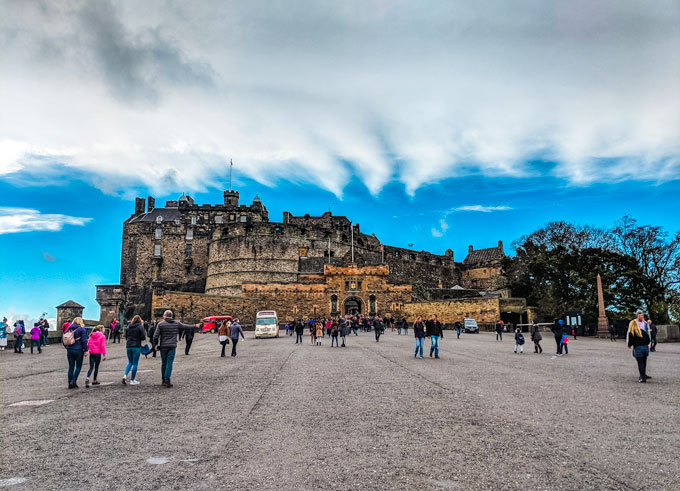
[255,311,279,338]
[463,318,479,333]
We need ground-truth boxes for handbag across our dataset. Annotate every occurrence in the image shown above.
[140,344,151,355]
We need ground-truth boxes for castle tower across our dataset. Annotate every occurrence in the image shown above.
[224,190,239,207]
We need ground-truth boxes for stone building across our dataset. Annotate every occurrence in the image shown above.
[96,189,531,326]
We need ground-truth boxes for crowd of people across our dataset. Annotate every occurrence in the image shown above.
[0,308,661,387]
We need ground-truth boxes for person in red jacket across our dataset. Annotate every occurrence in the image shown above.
[85,325,107,388]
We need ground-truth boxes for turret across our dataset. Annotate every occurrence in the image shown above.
[224,190,239,207]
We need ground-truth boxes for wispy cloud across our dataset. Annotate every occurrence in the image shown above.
[431,219,449,238]
[43,252,57,262]
[453,205,513,213]
[1,1,678,196]
[0,207,92,234]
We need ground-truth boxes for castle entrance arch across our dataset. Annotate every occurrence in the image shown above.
[344,296,362,315]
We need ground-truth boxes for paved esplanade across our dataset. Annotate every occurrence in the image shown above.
[1,331,678,490]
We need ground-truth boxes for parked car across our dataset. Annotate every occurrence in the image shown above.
[201,315,232,334]
[463,318,479,333]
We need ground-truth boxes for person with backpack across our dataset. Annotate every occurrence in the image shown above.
[153,310,199,387]
[85,325,107,388]
[122,315,146,386]
[514,328,525,354]
[330,321,340,347]
[30,322,42,354]
[63,317,88,389]
[372,316,382,342]
[530,322,543,353]
[0,317,7,351]
[13,320,25,353]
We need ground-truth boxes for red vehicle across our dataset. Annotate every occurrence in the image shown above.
[201,316,232,333]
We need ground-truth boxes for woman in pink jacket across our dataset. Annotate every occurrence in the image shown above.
[85,325,107,388]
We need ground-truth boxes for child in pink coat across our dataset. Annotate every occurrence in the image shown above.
[85,325,107,388]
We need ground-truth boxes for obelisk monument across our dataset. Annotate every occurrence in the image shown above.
[596,273,609,337]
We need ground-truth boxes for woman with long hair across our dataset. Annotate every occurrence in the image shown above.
[413,316,426,358]
[122,315,146,386]
[627,310,651,383]
[64,317,88,389]
[218,319,231,357]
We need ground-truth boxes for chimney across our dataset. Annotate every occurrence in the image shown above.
[468,245,473,253]
[134,198,145,216]
[498,240,503,252]
[147,196,155,212]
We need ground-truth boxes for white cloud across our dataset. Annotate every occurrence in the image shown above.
[453,205,513,213]
[0,207,92,234]
[0,0,678,196]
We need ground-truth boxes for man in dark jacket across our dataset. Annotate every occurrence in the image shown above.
[426,314,443,359]
[552,320,564,356]
[495,320,503,341]
[153,310,198,387]
[648,320,657,352]
[184,323,195,355]
[372,317,382,342]
[294,320,304,344]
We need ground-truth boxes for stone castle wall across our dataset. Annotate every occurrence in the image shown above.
[403,297,501,325]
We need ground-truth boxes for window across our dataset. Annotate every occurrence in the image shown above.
[215,215,223,224]
[229,214,235,221]
[156,216,163,224]
[299,247,307,257]
[190,216,197,225]
[185,243,192,256]
[186,228,193,240]
[153,245,161,256]
[409,253,416,260]
[394,251,400,257]
[155,228,162,240]
[240,215,247,223]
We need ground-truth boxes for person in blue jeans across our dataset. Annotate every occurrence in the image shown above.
[153,310,198,388]
[413,316,426,358]
[122,315,146,386]
[64,318,88,389]
[426,314,443,359]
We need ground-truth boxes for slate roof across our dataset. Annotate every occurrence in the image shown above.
[463,246,504,265]
[56,300,84,309]
[129,207,182,223]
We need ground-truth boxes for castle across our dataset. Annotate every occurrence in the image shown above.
[94,190,532,327]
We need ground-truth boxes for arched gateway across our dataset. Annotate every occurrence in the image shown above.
[344,296,362,315]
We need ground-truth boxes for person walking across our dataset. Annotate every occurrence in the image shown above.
[309,321,316,345]
[402,317,408,336]
[153,310,199,387]
[454,320,462,339]
[560,332,569,355]
[218,319,230,357]
[0,317,7,351]
[413,316,426,358]
[608,324,617,342]
[331,322,339,347]
[495,320,503,341]
[627,310,651,383]
[148,321,158,357]
[184,322,195,356]
[373,317,382,342]
[396,318,402,335]
[229,318,245,356]
[40,319,50,347]
[316,322,323,346]
[63,318,88,389]
[530,322,543,353]
[110,319,121,344]
[426,314,443,359]
[648,319,657,352]
[340,320,350,347]
[85,325,107,388]
[552,320,564,356]
[295,320,304,344]
[13,320,25,353]
[122,315,146,385]
[514,328,525,354]
[30,322,42,354]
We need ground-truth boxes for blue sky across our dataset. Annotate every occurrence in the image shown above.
[1,1,679,324]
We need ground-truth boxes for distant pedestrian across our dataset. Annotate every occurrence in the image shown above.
[402,318,408,336]
[110,319,121,343]
[62,320,71,333]
[530,322,543,353]
[184,322,195,356]
[340,321,350,347]
[149,321,157,357]
[218,319,230,357]
[648,320,657,352]
[373,317,381,342]
[295,320,304,344]
[331,322,339,347]
[495,320,503,341]
[309,321,316,345]
[413,316,425,358]
[30,322,42,354]
[560,332,569,355]
[85,325,107,388]
[229,318,245,356]
[40,319,50,346]
[0,317,7,350]
[13,320,25,353]
[397,318,402,335]
[153,310,199,387]
[454,321,462,339]
[608,324,616,342]
[122,315,146,386]
[627,310,651,383]
[514,328,525,354]
[63,318,88,389]
[552,320,564,356]
[316,323,323,346]
[426,314,443,359]
[285,323,290,336]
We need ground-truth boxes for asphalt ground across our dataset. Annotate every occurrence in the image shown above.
[1,330,678,491]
